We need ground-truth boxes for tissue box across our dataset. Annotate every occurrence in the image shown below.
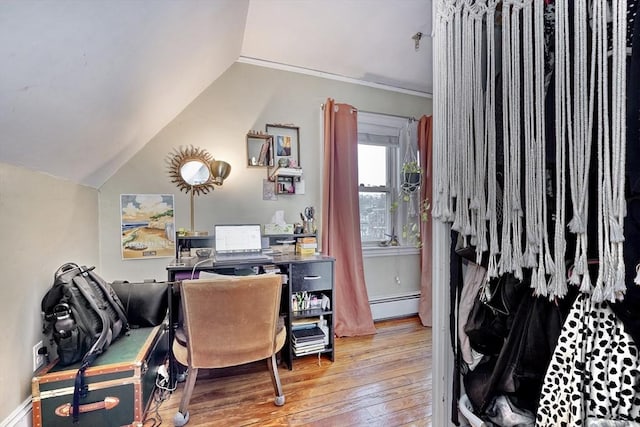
[264,223,294,235]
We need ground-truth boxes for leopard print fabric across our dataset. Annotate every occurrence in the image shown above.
[536,293,640,426]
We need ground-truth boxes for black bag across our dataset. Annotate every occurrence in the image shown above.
[110,280,169,327]
[41,263,129,423]
[464,273,527,356]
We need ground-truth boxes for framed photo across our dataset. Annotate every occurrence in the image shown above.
[120,194,175,260]
[266,124,300,168]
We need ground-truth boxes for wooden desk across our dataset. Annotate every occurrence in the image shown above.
[166,254,335,384]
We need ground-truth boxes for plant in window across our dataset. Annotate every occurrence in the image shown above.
[401,161,422,194]
[386,194,430,248]
[401,161,422,174]
[401,198,430,248]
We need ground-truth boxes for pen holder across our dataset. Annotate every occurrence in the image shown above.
[303,219,314,234]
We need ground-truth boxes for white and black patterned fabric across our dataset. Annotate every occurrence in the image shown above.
[537,293,640,426]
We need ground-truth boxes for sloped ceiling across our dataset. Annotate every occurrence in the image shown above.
[0,0,431,188]
[242,0,432,94]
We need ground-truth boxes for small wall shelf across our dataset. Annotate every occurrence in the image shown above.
[268,166,303,195]
[247,131,273,167]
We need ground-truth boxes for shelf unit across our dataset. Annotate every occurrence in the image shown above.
[267,166,303,195]
[280,258,334,368]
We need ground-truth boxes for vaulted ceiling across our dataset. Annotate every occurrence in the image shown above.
[0,0,432,188]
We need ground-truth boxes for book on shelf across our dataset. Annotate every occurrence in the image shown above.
[296,242,318,249]
[293,335,325,345]
[296,247,316,256]
[262,264,281,274]
[294,343,325,356]
[293,338,325,348]
[292,318,320,329]
[297,236,317,244]
[257,140,271,166]
[292,326,325,341]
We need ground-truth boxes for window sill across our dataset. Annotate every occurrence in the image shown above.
[362,245,420,258]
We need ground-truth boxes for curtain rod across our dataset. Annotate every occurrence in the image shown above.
[358,109,417,122]
[320,104,416,122]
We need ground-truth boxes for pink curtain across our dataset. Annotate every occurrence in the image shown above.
[321,98,376,337]
[418,115,433,327]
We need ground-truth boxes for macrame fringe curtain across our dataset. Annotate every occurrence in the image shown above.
[433,0,629,303]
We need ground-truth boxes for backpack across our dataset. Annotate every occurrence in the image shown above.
[41,263,129,423]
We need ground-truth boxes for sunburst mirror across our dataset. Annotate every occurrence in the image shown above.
[166,146,231,235]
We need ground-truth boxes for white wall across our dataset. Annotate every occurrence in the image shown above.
[0,162,99,422]
[98,62,432,286]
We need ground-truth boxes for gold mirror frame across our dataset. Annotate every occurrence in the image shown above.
[166,146,215,196]
[166,146,231,235]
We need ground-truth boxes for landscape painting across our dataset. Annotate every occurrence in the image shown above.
[121,194,175,260]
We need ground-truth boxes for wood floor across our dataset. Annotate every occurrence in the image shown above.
[149,316,432,427]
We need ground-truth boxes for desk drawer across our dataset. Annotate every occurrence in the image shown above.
[291,262,332,292]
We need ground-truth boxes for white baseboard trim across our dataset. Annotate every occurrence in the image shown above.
[1,397,31,427]
[369,292,420,321]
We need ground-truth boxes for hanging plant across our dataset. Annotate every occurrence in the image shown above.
[402,198,430,248]
[401,161,422,194]
[383,196,430,248]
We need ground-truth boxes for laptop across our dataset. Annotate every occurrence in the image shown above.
[213,224,273,263]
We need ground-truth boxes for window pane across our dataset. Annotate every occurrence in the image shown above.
[358,145,387,187]
[359,191,389,242]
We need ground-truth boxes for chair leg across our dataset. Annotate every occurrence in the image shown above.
[267,354,285,406]
[174,367,198,426]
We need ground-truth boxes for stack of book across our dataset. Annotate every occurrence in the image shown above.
[262,264,281,275]
[296,236,317,255]
[291,325,326,356]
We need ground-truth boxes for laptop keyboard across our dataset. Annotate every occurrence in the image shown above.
[214,253,273,263]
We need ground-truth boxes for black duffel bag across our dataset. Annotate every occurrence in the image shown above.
[110,279,169,328]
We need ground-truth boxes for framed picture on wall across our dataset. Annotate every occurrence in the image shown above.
[266,124,300,168]
[120,194,175,260]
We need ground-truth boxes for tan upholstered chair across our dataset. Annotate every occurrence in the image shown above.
[172,274,286,426]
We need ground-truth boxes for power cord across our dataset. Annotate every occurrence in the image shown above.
[190,257,213,279]
[142,362,176,426]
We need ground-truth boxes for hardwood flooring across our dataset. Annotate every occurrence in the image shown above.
[149,316,432,427]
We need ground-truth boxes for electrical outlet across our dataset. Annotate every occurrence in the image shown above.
[395,275,401,285]
[33,341,44,371]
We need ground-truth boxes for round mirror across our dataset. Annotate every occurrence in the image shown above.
[180,160,210,186]
[166,146,215,195]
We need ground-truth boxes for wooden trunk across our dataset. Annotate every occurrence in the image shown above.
[32,325,168,427]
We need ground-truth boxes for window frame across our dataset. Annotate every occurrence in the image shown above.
[357,112,416,249]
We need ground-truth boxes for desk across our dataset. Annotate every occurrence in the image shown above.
[166,254,335,385]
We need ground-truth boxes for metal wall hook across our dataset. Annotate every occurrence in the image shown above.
[412,32,423,51]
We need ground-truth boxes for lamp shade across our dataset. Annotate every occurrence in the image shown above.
[210,160,231,185]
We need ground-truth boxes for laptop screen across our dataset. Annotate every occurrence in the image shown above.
[214,224,263,254]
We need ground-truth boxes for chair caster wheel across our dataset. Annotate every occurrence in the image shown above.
[275,395,285,406]
[173,411,190,426]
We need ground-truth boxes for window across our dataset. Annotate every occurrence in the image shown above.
[358,143,396,244]
[357,112,417,247]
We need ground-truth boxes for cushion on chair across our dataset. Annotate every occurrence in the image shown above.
[175,327,187,346]
[173,338,188,366]
[275,318,286,353]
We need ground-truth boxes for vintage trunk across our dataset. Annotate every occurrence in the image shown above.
[32,325,168,427]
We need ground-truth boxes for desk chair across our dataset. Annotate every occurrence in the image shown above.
[172,275,286,426]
